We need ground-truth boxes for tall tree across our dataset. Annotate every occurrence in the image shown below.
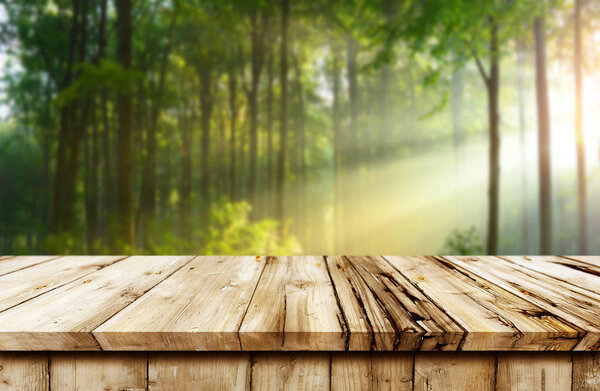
[534,16,552,254]
[276,0,289,234]
[574,0,587,254]
[245,9,270,217]
[516,38,529,253]
[116,0,134,252]
[138,6,178,241]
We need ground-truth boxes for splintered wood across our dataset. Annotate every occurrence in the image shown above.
[0,255,599,351]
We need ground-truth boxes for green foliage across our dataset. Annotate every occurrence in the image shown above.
[200,201,300,255]
[55,61,142,107]
[442,226,483,255]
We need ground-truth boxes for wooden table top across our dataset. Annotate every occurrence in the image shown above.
[0,255,598,351]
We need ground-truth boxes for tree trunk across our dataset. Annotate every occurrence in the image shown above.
[116,0,134,252]
[516,39,529,253]
[199,64,213,229]
[534,16,552,254]
[51,0,79,236]
[276,0,289,235]
[293,54,307,247]
[485,23,500,255]
[179,107,192,244]
[574,0,587,254]
[345,36,359,253]
[331,44,342,253]
[266,52,275,216]
[247,11,269,218]
[228,59,238,201]
[85,102,99,253]
[138,9,177,242]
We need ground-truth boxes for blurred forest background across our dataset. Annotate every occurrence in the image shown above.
[0,0,599,255]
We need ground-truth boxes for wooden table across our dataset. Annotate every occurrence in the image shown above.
[0,255,599,390]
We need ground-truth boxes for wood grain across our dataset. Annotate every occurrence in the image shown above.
[0,352,48,391]
[149,353,250,391]
[573,352,600,391]
[443,255,598,350]
[0,256,59,277]
[331,352,413,390]
[0,256,124,312]
[240,256,346,350]
[496,352,572,391]
[50,352,146,391]
[414,352,495,391]
[0,255,598,351]
[386,256,580,350]
[0,255,193,350]
[95,255,264,350]
[251,352,330,391]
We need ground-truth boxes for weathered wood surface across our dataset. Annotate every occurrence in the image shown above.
[3,352,598,391]
[0,255,599,351]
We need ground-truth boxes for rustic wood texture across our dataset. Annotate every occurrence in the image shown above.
[149,352,250,391]
[414,352,496,391]
[496,352,572,391]
[50,352,146,391]
[1,351,599,390]
[0,352,48,391]
[331,352,413,390]
[0,255,193,350]
[251,353,330,390]
[573,352,600,391]
[240,256,346,350]
[95,255,264,350]
[0,255,59,277]
[0,255,599,351]
[0,256,124,312]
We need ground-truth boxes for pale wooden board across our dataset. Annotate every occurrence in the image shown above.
[0,256,124,312]
[240,256,346,350]
[0,255,193,350]
[443,256,599,350]
[331,352,413,390]
[0,256,59,277]
[414,352,495,391]
[94,256,264,350]
[149,352,250,391]
[385,256,580,350]
[251,352,330,391]
[50,352,146,391]
[502,256,600,296]
[573,352,600,391]
[344,256,463,350]
[0,352,48,391]
[496,352,572,391]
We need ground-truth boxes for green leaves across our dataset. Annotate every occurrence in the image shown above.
[54,60,142,107]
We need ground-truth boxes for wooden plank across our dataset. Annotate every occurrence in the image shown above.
[95,256,264,350]
[149,352,250,391]
[251,352,330,391]
[502,256,600,294]
[342,256,463,350]
[496,352,572,391]
[0,352,48,391]
[50,352,146,391]
[573,352,600,391]
[326,256,396,350]
[414,352,495,391]
[331,352,413,390]
[0,255,193,350]
[0,256,59,277]
[240,256,345,350]
[385,256,580,350]
[443,256,599,350]
[0,256,124,312]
